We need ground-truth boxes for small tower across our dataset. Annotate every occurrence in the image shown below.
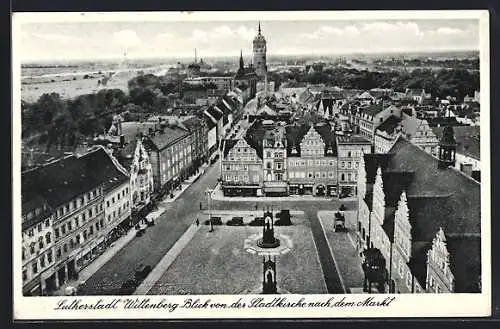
[262,255,277,294]
[239,49,244,71]
[438,125,457,169]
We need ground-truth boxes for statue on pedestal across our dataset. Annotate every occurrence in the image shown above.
[257,209,280,248]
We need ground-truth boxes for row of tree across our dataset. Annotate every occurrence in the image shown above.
[22,89,128,151]
[275,67,479,101]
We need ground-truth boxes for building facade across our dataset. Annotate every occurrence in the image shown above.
[336,135,372,197]
[356,135,481,294]
[21,147,130,296]
[221,138,263,196]
[262,126,288,196]
[287,125,338,196]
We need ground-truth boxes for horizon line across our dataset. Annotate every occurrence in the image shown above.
[21,48,479,63]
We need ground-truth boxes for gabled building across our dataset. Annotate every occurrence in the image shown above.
[221,138,263,196]
[352,103,402,143]
[404,88,431,104]
[356,134,481,293]
[374,109,439,156]
[286,123,338,196]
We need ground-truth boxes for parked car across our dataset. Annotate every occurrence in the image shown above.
[227,217,244,226]
[334,211,346,232]
[134,264,152,282]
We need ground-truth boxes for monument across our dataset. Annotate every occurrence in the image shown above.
[262,256,277,294]
[257,209,280,248]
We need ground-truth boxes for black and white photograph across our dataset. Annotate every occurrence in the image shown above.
[12,10,491,319]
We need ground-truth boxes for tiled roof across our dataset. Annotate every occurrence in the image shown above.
[285,124,310,156]
[206,105,224,121]
[336,134,372,145]
[362,153,393,184]
[387,138,481,231]
[222,139,239,158]
[432,125,480,160]
[361,103,385,117]
[376,115,401,135]
[234,67,258,80]
[144,125,190,151]
[22,147,129,225]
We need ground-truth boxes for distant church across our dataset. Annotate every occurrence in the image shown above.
[233,22,269,101]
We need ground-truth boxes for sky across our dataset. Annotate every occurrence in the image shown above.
[17,18,480,62]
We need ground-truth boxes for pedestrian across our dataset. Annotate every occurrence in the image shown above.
[196,218,200,226]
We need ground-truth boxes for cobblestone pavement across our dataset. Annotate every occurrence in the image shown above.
[317,211,365,292]
[79,157,358,295]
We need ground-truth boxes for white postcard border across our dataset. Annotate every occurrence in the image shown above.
[12,10,491,320]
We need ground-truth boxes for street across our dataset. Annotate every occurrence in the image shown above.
[80,159,357,295]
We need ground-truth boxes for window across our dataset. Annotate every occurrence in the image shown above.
[55,228,60,239]
[341,174,345,181]
[348,173,352,181]
[341,162,345,169]
[65,204,70,213]
[28,229,34,237]
[68,222,72,231]
[348,151,352,157]
[23,270,27,281]
[61,225,66,235]
[89,226,94,235]
[45,232,51,244]
[56,248,61,258]
[107,201,110,208]
[75,217,79,227]
[37,223,42,232]
[82,212,86,221]
[32,262,38,274]
[347,162,352,169]
[73,200,77,209]
[88,208,93,217]
[40,256,46,268]
[266,162,272,169]
[63,244,68,253]
[47,251,53,263]
[45,219,50,228]
[308,172,314,178]
[76,235,81,245]
[329,160,335,166]
[328,172,334,178]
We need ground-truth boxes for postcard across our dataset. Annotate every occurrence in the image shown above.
[12,10,491,320]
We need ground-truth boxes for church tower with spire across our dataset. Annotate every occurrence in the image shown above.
[437,125,457,169]
[253,21,267,79]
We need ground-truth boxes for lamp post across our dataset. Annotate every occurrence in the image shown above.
[206,189,214,232]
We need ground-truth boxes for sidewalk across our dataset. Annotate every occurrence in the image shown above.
[210,183,337,202]
[317,211,365,293]
[51,204,169,296]
[134,223,201,295]
[162,164,208,203]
